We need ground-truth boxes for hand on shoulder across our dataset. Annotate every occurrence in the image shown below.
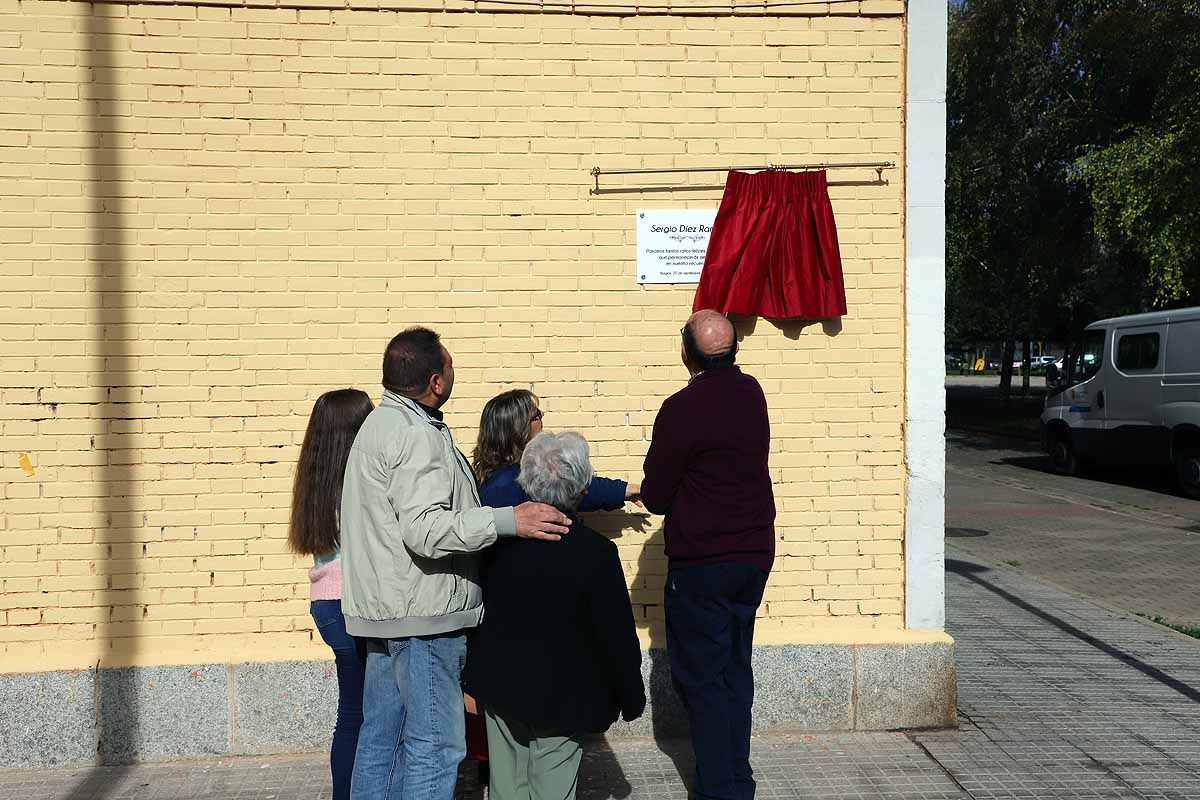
[513,502,571,540]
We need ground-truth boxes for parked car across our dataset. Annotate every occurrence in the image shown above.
[1012,355,1058,373]
[1041,307,1200,497]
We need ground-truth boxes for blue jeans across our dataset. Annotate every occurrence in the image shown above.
[665,562,769,800]
[312,600,366,800]
[350,633,468,800]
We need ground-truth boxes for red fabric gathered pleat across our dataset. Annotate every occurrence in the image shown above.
[692,169,847,319]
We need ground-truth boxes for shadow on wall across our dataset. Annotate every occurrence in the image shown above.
[587,509,694,792]
[64,6,136,796]
[732,314,842,342]
[633,528,695,793]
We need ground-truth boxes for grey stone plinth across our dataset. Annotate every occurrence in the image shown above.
[98,666,228,764]
[854,643,957,730]
[0,669,95,767]
[611,640,954,739]
[2,639,955,767]
[233,661,336,755]
[752,644,855,731]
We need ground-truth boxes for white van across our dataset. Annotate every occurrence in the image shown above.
[1041,306,1200,498]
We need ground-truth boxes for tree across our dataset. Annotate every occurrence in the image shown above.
[948,1,1200,400]
[947,0,1085,398]
[1072,1,1200,305]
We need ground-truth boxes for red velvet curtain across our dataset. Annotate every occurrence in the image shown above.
[692,170,847,319]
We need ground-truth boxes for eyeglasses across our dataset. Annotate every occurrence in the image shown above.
[531,408,543,423]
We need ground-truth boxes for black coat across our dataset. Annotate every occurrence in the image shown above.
[462,522,646,733]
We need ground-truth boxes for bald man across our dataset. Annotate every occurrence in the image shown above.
[641,310,776,800]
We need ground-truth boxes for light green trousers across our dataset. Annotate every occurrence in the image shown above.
[483,705,584,800]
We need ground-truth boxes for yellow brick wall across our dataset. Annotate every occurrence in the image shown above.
[0,0,907,672]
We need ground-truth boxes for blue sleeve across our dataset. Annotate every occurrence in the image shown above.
[479,467,530,509]
[579,475,628,512]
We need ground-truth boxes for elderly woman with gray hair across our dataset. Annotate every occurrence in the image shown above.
[462,432,646,800]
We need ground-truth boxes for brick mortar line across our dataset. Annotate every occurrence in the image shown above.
[59,0,905,17]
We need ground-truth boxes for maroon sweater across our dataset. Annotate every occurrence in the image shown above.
[641,366,776,573]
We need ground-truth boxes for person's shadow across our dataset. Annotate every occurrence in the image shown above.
[637,529,695,793]
[577,734,634,799]
[589,510,695,793]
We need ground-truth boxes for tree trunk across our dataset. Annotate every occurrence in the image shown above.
[999,336,1016,407]
[1022,337,1032,395]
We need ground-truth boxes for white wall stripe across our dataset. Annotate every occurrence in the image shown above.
[904,0,948,629]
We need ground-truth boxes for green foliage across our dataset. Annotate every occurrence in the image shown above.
[948,0,1200,346]
[1074,0,1200,305]
[1083,121,1199,304]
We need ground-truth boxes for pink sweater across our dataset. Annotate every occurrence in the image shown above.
[309,558,343,601]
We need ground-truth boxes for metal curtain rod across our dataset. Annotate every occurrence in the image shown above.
[589,160,895,190]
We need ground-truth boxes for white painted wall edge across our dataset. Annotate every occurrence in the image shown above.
[904,0,948,630]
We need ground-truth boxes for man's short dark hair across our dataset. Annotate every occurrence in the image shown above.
[682,323,737,372]
[382,327,445,396]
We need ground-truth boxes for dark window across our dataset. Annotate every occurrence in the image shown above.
[1071,329,1105,385]
[1116,332,1160,372]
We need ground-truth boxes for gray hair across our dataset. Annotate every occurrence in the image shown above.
[517,432,594,513]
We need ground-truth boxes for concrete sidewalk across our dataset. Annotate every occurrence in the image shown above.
[6,551,1200,799]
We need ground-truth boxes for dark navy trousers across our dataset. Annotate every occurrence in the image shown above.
[665,561,769,800]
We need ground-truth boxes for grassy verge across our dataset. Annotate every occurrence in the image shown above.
[1137,613,1200,640]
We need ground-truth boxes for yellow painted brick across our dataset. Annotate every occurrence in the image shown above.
[0,6,910,672]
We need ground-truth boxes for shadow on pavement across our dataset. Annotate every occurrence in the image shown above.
[578,736,635,800]
[993,454,1177,495]
[947,558,1200,703]
[946,429,1041,453]
[948,428,1185,498]
[590,515,693,793]
[647,650,694,793]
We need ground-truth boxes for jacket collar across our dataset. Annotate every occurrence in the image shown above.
[382,390,445,426]
[688,364,741,385]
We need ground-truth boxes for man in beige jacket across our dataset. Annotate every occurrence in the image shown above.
[340,326,569,800]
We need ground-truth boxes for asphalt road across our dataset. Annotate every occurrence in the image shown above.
[946,428,1200,629]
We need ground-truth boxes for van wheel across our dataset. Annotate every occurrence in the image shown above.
[1049,431,1078,476]
[1175,447,1200,499]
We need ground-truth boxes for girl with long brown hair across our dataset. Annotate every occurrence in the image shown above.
[288,388,374,800]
